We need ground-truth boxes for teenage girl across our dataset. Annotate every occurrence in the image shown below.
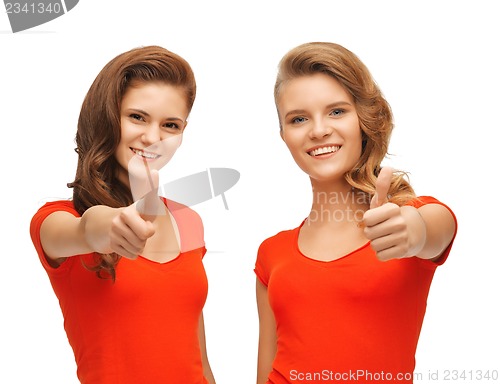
[30,46,216,384]
[255,42,457,384]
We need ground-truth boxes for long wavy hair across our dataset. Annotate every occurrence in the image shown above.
[274,42,415,205]
[67,45,196,280]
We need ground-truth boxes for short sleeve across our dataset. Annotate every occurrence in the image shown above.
[29,200,77,273]
[254,240,271,286]
[406,196,458,266]
[165,198,206,254]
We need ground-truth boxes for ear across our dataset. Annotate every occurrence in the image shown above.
[280,127,284,141]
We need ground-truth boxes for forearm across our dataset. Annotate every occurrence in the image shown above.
[204,368,216,384]
[81,205,123,254]
[402,203,456,260]
[40,206,119,261]
[256,279,277,384]
[198,314,216,384]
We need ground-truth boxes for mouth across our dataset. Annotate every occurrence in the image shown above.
[131,148,161,160]
[307,145,341,157]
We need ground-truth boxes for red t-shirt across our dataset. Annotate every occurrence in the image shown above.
[255,196,457,384]
[30,199,209,384]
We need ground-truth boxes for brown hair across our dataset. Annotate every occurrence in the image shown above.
[68,45,196,279]
[274,42,415,205]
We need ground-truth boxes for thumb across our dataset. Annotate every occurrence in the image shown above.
[136,168,160,220]
[370,166,393,209]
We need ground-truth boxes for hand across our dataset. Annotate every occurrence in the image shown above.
[362,167,426,261]
[109,169,161,259]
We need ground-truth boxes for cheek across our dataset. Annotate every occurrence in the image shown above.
[114,144,129,170]
[348,119,363,148]
[283,138,303,162]
[352,134,363,160]
[354,130,363,150]
[153,135,183,169]
[119,120,132,142]
[115,125,133,161]
[281,130,300,149]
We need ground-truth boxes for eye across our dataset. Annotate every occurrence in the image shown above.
[329,109,345,117]
[163,122,181,130]
[130,113,145,122]
[290,116,307,124]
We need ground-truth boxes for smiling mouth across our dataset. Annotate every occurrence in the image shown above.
[308,145,341,157]
[131,148,161,159]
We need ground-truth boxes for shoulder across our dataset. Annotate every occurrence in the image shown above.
[258,227,297,254]
[405,196,448,209]
[30,200,79,271]
[163,197,203,222]
[255,227,298,286]
[31,199,78,224]
[30,200,79,250]
[405,195,456,219]
[163,198,206,253]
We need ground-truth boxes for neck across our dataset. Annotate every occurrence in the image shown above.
[308,177,370,227]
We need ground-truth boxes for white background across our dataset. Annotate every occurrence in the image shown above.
[1,1,499,383]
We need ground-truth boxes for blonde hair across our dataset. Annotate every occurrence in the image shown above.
[274,42,415,205]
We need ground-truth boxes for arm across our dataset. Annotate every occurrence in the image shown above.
[40,170,162,266]
[198,312,216,384]
[39,209,96,266]
[364,203,456,262]
[40,202,156,266]
[256,278,277,384]
[402,203,456,260]
[363,167,456,262]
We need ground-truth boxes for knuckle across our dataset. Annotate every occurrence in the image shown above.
[363,227,372,239]
[387,204,400,216]
[111,216,121,229]
[402,241,411,255]
[370,240,381,252]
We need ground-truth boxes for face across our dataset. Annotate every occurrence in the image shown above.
[278,73,362,185]
[115,81,189,198]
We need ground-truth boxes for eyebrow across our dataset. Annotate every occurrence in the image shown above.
[284,101,353,119]
[126,108,186,123]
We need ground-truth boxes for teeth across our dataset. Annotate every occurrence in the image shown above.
[132,148,160,159]
[309,145,340,156]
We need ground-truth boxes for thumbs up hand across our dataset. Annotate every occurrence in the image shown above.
[370,166,393,209]
[362,167,427,261]
[135,167,162,221]
[109,168,161,260]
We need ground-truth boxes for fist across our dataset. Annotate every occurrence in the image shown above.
[109,169,161,259]
[362,167,426,261]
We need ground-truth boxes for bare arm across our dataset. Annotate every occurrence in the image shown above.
[402,203,456,261]
[40,201,157,266]
[198,312,216,384]
[256,278,277,384]
[364,167,456,262]
[39,205,117,266]
[364,202,456,262]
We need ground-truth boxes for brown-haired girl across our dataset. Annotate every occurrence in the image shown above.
[30,46,215,384]
[255,42,457,384]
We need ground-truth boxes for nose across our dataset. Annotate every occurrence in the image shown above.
[141,124,162,146]
[310,118,333,139]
